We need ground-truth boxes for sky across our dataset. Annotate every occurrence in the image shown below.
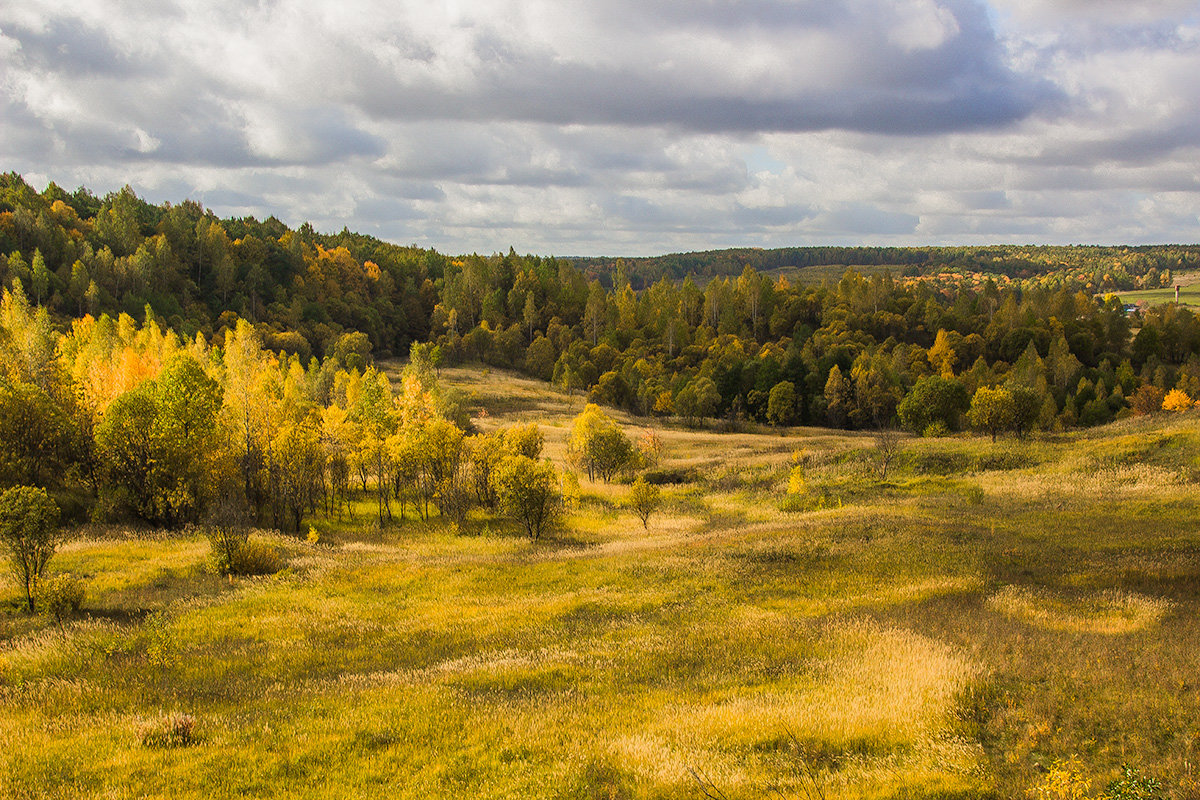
[2,0,1199,256]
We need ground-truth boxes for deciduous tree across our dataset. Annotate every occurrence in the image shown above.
[496,456,561,541]
[0,485,62,612]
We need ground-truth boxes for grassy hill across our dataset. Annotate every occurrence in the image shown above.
[3,366,1199,799]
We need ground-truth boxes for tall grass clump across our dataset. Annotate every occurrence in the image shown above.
[137,712,198,748]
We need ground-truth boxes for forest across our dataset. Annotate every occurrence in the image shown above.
[5,171,1200,451]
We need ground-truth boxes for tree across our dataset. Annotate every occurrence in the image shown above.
[968,386,1016,442]
[675,376,719,426]
[504,423,544,459]
[495,456,561,541]
[766,380,798,427]
[1130,385,1165,416]
[824,365,853,428]
[626,476,661,529]
[1010,385,1044,435]
[589,427,637,482]
[874,428,901,480]
[96,355,221,526]
[30,249,49,306]
[569,404,635,482]
[897,376,969,435]
[0,380,72,487]
[0,485,62,612]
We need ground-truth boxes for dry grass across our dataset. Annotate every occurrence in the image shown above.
[988,585,1172,635]
[3,366,1200,799]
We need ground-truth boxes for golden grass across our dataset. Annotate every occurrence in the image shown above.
[988,585,1172,635]
[5,367,1200,799]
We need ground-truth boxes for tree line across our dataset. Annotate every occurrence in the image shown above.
[5,172,1200,447]
[0,284,576,544]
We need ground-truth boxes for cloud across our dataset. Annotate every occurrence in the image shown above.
[0,1,1198,254]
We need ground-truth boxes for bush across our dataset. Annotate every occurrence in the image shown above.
[923,420,950,438]
[1162,388,1192,412]
[1130,385,1165,416]
[1103,764,1165,800]
[36,573,85,622]
[210,532,281,576]
[642,467,699,485]
[137,712,197,748]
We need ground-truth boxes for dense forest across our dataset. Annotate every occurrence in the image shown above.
[5,171,1200,530]
[572,243,1200,287]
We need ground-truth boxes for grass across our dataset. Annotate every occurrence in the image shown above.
[3,368,1200,798]
[1113,269,1200,309]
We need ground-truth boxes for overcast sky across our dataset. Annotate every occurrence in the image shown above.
[2,0,1199,256]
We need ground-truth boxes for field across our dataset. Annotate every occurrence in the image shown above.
[3,367,1200,799]
[1115,270,1200,309]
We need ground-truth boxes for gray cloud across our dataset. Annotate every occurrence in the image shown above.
[1,1,1198,254]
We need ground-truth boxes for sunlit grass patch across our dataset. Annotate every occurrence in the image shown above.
[988,585,1172,634]
[51,537,210,599]
[615,620,984,797]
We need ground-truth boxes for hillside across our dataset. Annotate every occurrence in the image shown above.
[3,366,1200,799]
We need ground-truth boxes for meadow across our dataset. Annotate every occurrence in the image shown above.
[2,367,1199,799]
[1116,270,1200,309]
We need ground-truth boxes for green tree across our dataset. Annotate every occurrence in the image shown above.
[496,456,561,541]
[824,365,853,428]
[0,380,71,487]
[332,331,372,372]
[30,249,49,306]
[0,485,62,612]
[97,355,221,526]
[1010,385,1043,435]
[675,376,719,426]
[766,380,798,427]
[968,386,1016,442]
[626,476,661,529]
[897,376,969,435]
[569,404,636,482]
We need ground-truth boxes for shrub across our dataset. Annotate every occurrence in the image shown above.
[779,494,808,513]
[1130,385,1165,415]
[233,537,282,575]
[137,713,197,748]
[1032,756,1089,800]
[642,467,699,485]
[1102,765,1165,800]
[35,573,85,622]
[923,420,950,438]
[1162,388,1192,412]
[209,531,281,576]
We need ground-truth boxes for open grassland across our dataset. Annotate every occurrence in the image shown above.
[3,368,1200,799]
[1115,269,1200,309]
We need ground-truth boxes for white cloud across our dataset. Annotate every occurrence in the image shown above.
[0,0,1198,254]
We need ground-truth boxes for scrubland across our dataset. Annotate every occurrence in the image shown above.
[2,367,1199,799]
